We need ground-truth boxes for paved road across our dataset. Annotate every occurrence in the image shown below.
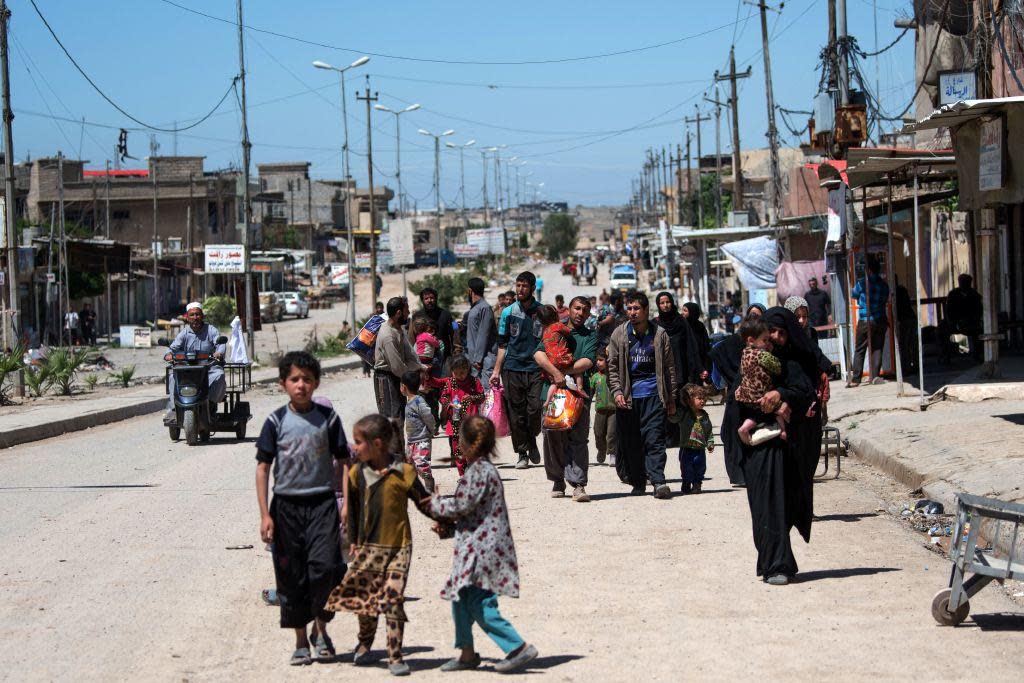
[2,262,1023,681]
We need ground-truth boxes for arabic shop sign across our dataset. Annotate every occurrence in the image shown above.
[979,117,1004,192]
[938,70,977,106]
[204,244,246,274]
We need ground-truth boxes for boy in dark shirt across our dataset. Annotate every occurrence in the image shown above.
[256,351,349,666]
[678,383,715,494]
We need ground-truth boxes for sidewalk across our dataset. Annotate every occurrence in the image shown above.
[0,356,363,450]
[829,379,1024,514]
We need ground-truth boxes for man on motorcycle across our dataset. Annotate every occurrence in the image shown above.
[163,302,226,424]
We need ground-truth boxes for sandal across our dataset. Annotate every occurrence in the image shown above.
[313,633,336,661]
[290,647,313,666]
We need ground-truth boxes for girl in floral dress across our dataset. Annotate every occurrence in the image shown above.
[438,356,485,476]
[429,415,539,673]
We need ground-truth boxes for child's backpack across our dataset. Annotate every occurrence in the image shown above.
[347,314,386,365]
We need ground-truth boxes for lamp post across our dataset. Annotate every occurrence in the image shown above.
[445,139,475,237]
[418,127,455,274]
[374,102,420,216]
[313,55,368,335]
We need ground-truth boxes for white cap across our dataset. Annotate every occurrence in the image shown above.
[185,301,203,313]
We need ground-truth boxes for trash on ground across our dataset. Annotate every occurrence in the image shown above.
[225,544,254,550]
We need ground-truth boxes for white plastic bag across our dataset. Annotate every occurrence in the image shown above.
[228,316,249,364]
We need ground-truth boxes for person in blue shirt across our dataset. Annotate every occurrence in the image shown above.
[491,271,544,470]
[848,256,890,386]
[534,275,544,303]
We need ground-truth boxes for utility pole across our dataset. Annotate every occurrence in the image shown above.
[236,0,255,354]
[837,0,850,106]
[104,160,111,238]
[356,78,380,293]
[675,144,683,224]
[686,107,711,229]
[187,172,195,302]
[1,0,21,385]
[684,132,693,225]
[714,47,751,222]
[704,89,728,228]
[481,150,489,224]
[151,135,159,321]
[750,0,783,223]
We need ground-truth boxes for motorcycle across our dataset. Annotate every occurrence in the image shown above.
[158,336,252,445]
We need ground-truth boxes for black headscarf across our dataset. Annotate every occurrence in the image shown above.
[655,292,703,382]
[764,306,818,379]
[654,292,686,335]
[745,303,767,318]
[683,302,712,369]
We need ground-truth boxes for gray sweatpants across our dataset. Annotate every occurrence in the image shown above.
[593,410,617,463]
[543,401,592,489]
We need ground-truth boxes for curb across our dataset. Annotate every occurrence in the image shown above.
[0,356,364,451]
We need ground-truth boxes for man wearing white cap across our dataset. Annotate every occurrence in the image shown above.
[163,302,227,424]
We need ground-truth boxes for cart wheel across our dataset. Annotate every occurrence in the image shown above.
[931,588,970,626]
[168,426,180,441]
[235,421,247,440]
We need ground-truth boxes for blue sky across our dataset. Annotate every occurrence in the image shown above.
[8,0,916,206]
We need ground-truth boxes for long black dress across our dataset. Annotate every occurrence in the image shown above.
[683,302,712,374]
[709,333,745,486]
[740,307,818,579]
[655,293,704,450]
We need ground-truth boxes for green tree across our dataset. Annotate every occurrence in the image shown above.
[541,213,578,260]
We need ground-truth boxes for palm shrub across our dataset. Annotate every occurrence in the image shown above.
[0,343,26,405]
[46,346,92,396]
[84,374,99,391]
[23,365,52,398]
[111,365,136,389]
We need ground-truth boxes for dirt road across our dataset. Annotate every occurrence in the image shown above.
[2,263,1022,681]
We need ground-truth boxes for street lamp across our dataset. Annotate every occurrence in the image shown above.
[313,55,369,336]
[374,102,420,216]
[445,139,475,234]
[418,128,455,274]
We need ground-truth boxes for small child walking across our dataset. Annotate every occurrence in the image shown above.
[429,415,539,674]
[678,383,715,494]
[438,356,485,476]
[255,351,349,666]
[400,370,437,492]
[733,318,789,446]
[588,351,617,466]
[413,315,445,428]
[326,415,433,676]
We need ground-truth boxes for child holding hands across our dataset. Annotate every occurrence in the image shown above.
[430,415,539,673]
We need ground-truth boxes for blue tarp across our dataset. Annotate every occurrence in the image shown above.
[720,236,779,290]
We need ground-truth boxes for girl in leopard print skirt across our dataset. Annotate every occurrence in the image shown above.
[325,414,433,676]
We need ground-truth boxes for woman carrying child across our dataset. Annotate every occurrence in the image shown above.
[430,415,539,673]
[733,317,789,446]
[326,415,434,676]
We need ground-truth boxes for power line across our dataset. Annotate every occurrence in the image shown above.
[369,73,711,90]
[158,0,753,66]
[29,0,238,133]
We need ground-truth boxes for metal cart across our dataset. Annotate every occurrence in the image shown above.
[931,493,1024,626]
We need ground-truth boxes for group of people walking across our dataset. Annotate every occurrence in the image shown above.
[255,267,840,672]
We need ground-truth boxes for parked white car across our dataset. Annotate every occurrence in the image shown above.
[281,291,309,318]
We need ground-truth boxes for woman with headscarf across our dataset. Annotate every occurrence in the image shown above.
[655,292,704,449]
[784,296,834,518]
[708,303,766,486]
[739,306,817,585]
[682,302,712,374]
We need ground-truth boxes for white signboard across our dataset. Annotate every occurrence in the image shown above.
[204,244,246,274]
[825,187,847,254]
[939,70,977,106]
[454,244,480,258]
[355,252,371,269]
[979,118,1003,192]
[389,218,416,266]
[329,263,350,286]
[466,227,506,255]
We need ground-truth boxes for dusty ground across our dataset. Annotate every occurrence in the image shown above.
[1,263,1023,682]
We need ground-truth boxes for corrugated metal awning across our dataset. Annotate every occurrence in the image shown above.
[901,96,1024,132]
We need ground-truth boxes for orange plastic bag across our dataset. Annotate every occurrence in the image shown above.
[542,388,584,431]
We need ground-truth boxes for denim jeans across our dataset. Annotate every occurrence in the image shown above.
[679,447,707,485]
[452,586,525,655]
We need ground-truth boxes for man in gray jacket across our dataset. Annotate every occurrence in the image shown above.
[374,297,424,419]
[607,291,677,499]
[464,277,497,379]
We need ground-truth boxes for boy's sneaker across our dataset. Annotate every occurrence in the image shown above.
[679,482,692,495]
[596,452,606,464]
[515,454,530,469]
[551,484,566,498]
[572,486,591,502]
[750,425,783,446]
[653,484,672,500]
[495,644,538,673]
[692,482,703,494]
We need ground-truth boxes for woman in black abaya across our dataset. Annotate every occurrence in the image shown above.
[708,303,765,487]
[682,302,712,373]
[655,292,705,449]
[739,306,817,585]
